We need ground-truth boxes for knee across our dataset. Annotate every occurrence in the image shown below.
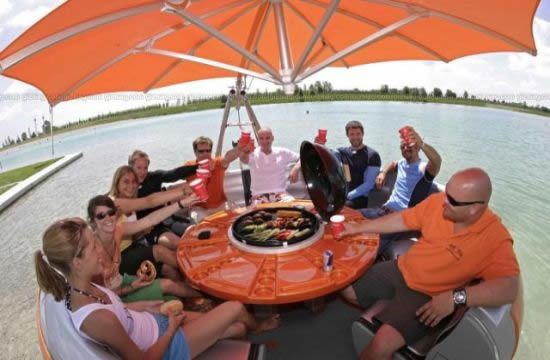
[340,285,359,305]
[224,300,246,315]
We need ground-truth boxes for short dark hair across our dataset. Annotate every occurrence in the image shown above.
[193,136,213,152]
[345,121,364,135]
[87,195,116,226]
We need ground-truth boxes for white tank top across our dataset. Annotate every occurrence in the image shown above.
[69,284,159,351]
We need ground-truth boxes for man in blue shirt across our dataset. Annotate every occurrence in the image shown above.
[361,126,442,219]
[336,121,381,209]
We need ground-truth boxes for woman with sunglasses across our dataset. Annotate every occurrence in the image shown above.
[35,218,280,360]
[88,195,201,302]
[109,166,188,281]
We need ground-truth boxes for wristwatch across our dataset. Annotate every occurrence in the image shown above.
[453,288,467,307]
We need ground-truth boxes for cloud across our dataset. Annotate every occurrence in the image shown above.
[8,5,51,27]
[0,0,13,17]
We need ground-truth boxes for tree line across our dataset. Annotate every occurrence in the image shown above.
[2,81,549,150]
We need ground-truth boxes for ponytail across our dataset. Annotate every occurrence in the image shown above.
[34,250,67,301]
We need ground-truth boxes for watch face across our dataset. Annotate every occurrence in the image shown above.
[454,290,466,305]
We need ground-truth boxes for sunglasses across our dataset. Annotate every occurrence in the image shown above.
[197,149,212,154]
[95,208,116,220]
[446,192,485,207]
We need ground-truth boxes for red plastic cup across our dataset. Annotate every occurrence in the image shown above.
[318,129,327,143]
[189,179,209,201]
[239,131,251,146]
[196,168,210,180]
[198,159,210,170]
[330,215,345,238]
[399,126,412,145]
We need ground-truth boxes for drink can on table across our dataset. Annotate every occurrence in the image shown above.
[323,250,333,272]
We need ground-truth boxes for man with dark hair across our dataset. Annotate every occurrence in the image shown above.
[336,120,381,209]
[128,149,197,241]
[339,168,519,360]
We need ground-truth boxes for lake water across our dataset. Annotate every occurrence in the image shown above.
[0,101,548,358]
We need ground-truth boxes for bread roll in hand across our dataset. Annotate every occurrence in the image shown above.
[160,300,184,316]
[136,260,156,282]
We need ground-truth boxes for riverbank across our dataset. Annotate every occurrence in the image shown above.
[0,158,60,195]
[0,153,81,213]
[2,91,549,152]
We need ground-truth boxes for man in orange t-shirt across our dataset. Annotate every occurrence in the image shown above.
[184,136,245,218]
[339,168,519,359]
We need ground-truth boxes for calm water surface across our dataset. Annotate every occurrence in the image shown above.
[0,102,548,358]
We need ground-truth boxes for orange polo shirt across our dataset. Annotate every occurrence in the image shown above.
[398,193,519,296]
[184,157,226,209]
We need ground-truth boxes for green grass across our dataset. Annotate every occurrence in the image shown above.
[0,158,61,195]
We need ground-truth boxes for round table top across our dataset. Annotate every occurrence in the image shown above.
[177,200,378,304]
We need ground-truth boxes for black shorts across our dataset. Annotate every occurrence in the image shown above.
[352,260,439,344]
[119,242,162,278]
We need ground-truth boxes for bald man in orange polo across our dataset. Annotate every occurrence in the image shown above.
[339,168,519,360]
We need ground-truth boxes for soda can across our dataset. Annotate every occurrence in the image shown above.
[323,250,333,272]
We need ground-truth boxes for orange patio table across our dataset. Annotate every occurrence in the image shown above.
[177,200,378,305]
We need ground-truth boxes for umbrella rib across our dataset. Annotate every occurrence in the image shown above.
[164,4,282,82]
[0,2,164,71]
[189,1,260,55]
[303,0,448,62]
[242,4,272,71]
[291,0,340,82]
[295,13,422,83]
[146,48,280,84]
[367,0,536,55]
[285,1,349,68]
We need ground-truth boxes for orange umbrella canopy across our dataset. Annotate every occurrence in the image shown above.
[0,0,540,104]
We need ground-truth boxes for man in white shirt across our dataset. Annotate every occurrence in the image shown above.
[240,128,301,203]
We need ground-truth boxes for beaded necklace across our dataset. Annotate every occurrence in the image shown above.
[65,285,107,311]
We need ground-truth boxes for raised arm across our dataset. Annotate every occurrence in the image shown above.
[222,145,246,169]
[420,141,442,178]
[156,165,198,183]
[114,187,185,214]
[408,128,442,178]
[124,195,197,236]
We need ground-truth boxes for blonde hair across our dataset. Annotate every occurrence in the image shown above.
[109,165,137,198]
[128,150,150,167]
[34,218,88,301]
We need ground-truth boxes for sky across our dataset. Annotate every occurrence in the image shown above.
[1,0,550,141]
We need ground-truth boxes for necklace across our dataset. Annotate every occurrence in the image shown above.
[71,286,107,304]
[65,285,107,311]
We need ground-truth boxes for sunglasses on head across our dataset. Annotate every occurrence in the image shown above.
[95,208,116,220]
[446,192,485,207]
[197,149,212,154]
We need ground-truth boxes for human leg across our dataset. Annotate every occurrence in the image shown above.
[157,232,181,250]
[161,264,183,281]
[152,244,178,267]
[181,301,280,358]
[359,324,406,360]
[159,278,201,298]
[340,260,398,309]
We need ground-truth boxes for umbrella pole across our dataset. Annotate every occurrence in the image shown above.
[49,105,54,157]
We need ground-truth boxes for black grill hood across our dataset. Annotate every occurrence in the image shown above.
[299,141,346,221]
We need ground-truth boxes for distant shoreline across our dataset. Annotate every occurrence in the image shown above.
[2,92,548,153]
